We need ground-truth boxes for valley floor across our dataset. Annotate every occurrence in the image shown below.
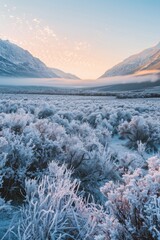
[0,94,160,239]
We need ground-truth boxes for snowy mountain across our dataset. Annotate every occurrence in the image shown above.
[51,68,80,80]
[99,42,160,78]
[0,39,79,79]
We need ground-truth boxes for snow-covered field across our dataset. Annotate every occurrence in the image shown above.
[0,94,160,239]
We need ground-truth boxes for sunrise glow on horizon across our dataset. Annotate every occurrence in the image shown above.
[1,0,160,79]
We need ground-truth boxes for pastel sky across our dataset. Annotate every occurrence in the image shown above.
[0,0,160,79]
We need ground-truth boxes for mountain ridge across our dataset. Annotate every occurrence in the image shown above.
[99,42,160,78]
[0,39,80,79]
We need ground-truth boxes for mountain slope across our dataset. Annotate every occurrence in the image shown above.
[0,39,80,79]
[51,68,80,80]
[140,50,160,71]
[0,40,60,78]
[100,42,160,78]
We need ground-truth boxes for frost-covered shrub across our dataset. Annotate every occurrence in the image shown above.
[73,110,84,121]
[52,113,70,130]
[4,113,32,135]
[0,168,12,240]
[59,111,75,122]
[0,133,34,201]
[101,156,160,240]
[0,116,72,201]
[87,112,103,128]
[59,126,117,203]
[95,128,111,147]
[100,119,113,132]
[11,162,104,240]
[0,119,68,200]
[38,108,54,119]
[0,102,18,114]
[119,116,160,151]
[109,110,132,134]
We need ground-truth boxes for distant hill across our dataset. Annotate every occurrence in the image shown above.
[99,42,160,78]
[51,68,80,80]
[0,39,79,79]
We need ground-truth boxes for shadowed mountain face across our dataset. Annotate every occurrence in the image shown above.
[0,39,79,79]
[100,42,160,78]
